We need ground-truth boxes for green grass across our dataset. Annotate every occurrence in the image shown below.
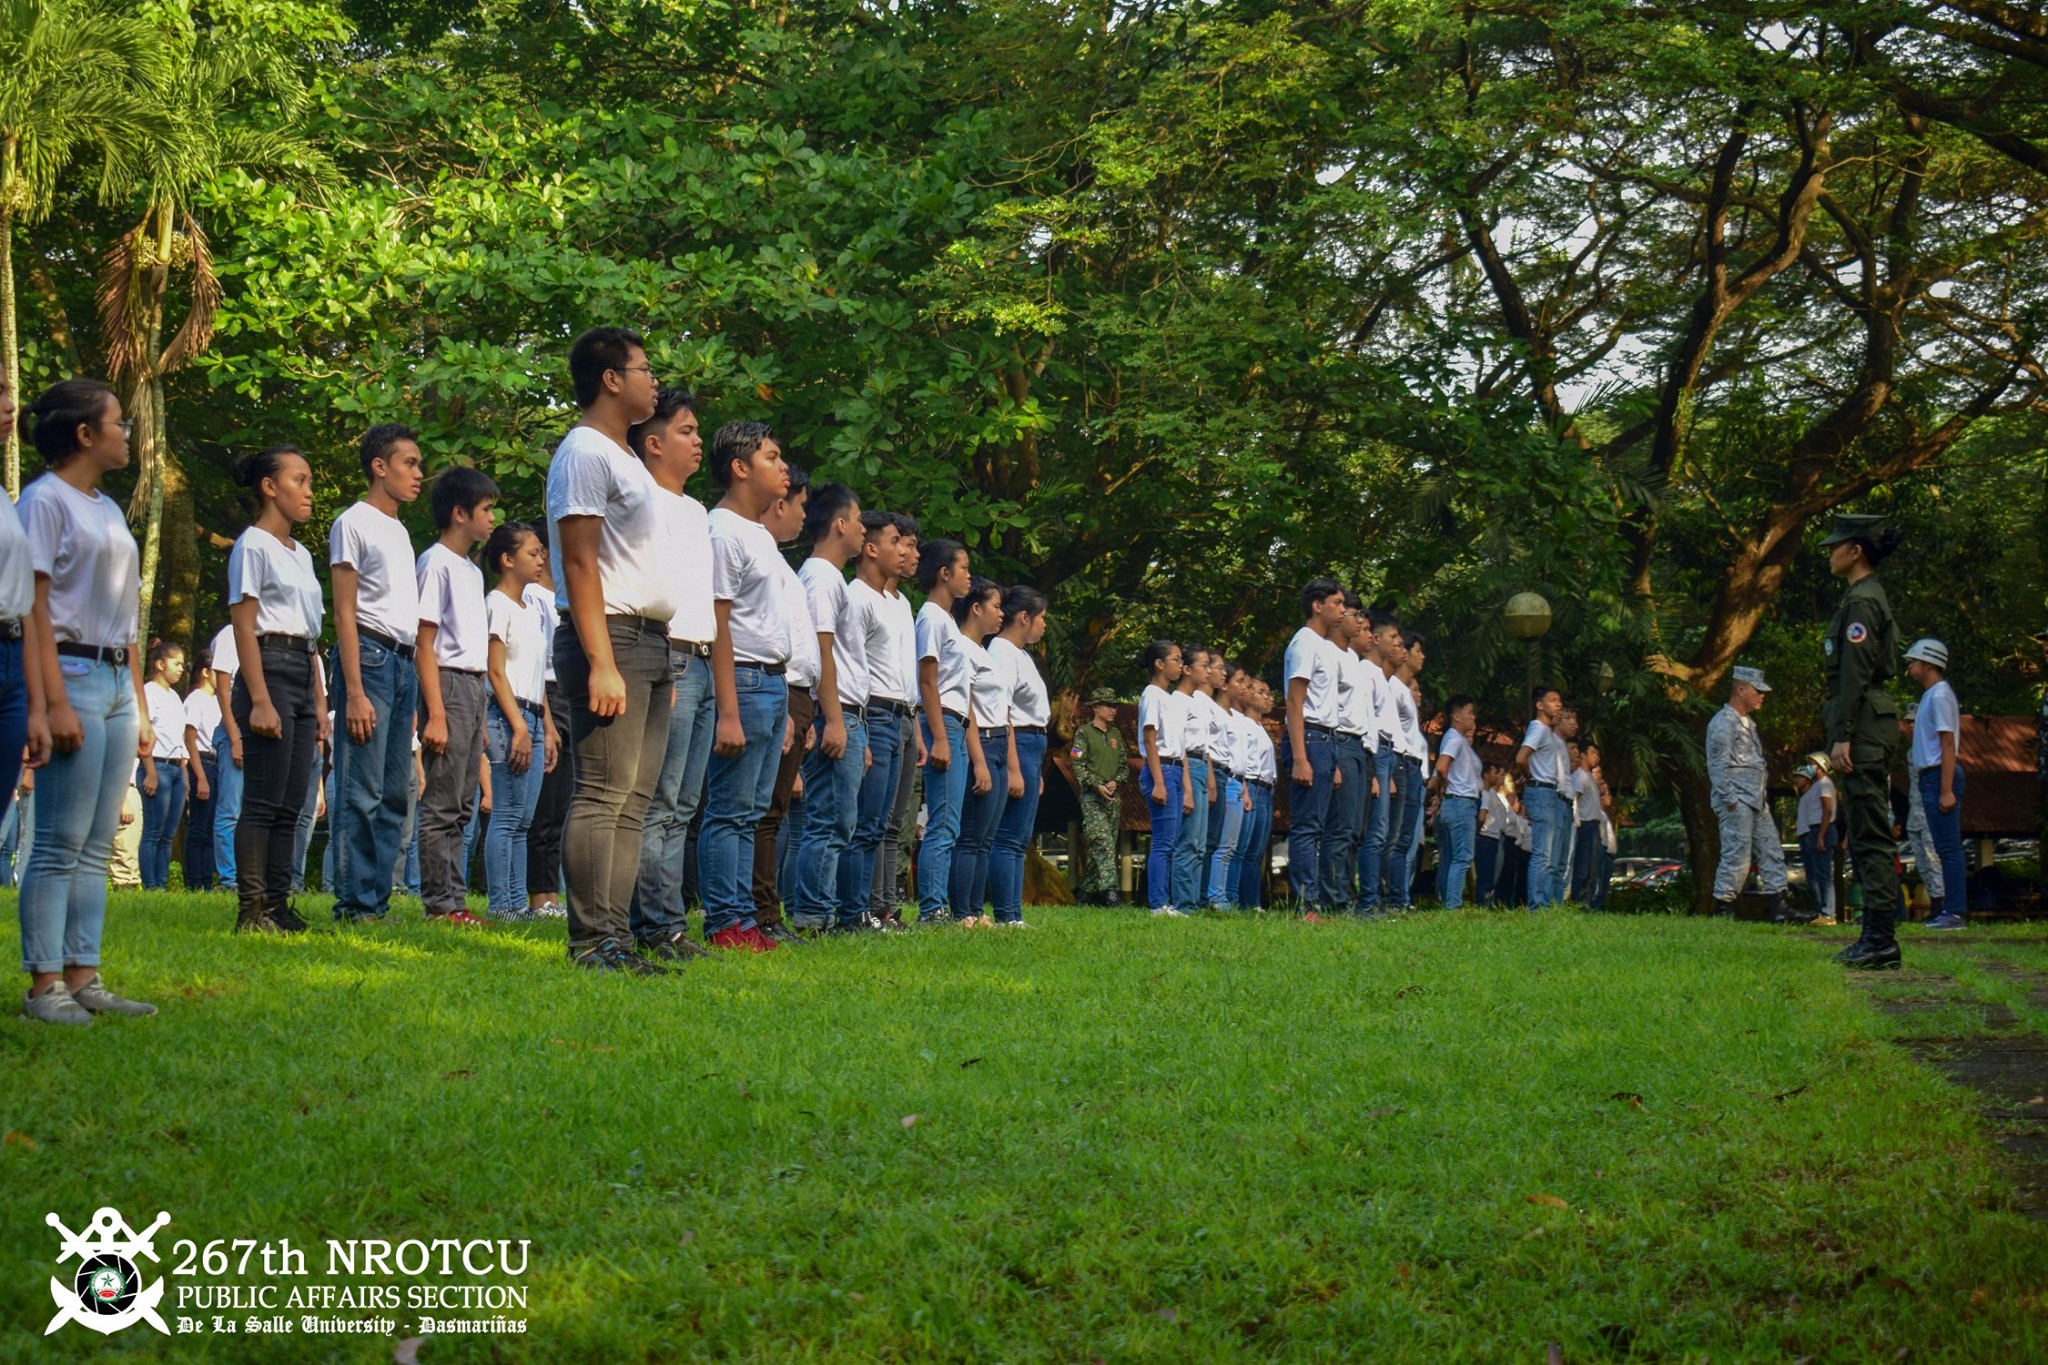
[4,895,2046,1361]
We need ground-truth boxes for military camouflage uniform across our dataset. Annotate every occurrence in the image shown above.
[1072,721,1126,899]
[1707,702,1788,901]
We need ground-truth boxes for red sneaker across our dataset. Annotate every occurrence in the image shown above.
[1301,911,1324,923]
[742,927,780,952]
[709,926,769,952]
[430,909,487,928]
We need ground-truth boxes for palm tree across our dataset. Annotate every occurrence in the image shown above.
[98,28,332,646]
[0,0,162,494]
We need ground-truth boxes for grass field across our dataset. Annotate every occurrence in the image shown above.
[4,894,2047,1362]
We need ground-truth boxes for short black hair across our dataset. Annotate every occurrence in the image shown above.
[804,482,860,544]
[917,538,967,593]
[1401,629,1423,650]
[430,465,499,529]
[1532,684,1560,706]
[1299,577,1343,619]
[781,462,810,501]
[568,326,645,409]
[709,420,776,489]
[890,512,920,541]
[1444,694,1475,720]
[359,423,417,480]
[1341,590,1363,611]
[1366,608,1400,634]
[1141,639,1179,673]
[859,508,894,539]
[626,387,696,460]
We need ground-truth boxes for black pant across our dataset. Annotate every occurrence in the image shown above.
[526,680,571,898]
[185,752,220,890]
[233,646,319,914]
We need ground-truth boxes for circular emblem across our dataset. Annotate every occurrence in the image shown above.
[73,1253,138,1317]
[1846,623,1869,645]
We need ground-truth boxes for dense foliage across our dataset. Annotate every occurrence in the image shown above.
[7,0,2045,888]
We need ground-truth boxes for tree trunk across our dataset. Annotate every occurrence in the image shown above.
[1671,758,1720,916]
[2,201,17,498]
[132,376,165,646]
[158,440,198,651]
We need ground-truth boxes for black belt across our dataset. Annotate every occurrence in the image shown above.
[1303,722,1334,737]
[56,642,129,666]
[982,726,1008,741]
[671,639,712,658]
[257,633,315,655]
[0,618,21,642]
[517,697,544,719]
[1528,780,1557,790]
[563,611,669,635]
[737,659,787,676]
[865,698,913,718]
[1248,777,1274,791]
[358,626,415,659]
[1188,747,1209,760]
[942,707,967,725]
[1014,724,1046,736]
[441,666,486,678]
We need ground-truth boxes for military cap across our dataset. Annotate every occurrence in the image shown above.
[1819,512,1891,547]
[1086,686,1120,707]
[1731,664,1771,692]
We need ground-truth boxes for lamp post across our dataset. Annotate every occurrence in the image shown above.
[1504,592,1552,718]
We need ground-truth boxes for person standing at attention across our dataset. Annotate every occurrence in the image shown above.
[1791,758,1837,924]
[790,483,868,934]
[481,522,556,923]
[415,466,498,927]
[1431,695,1482,908]
[841,511,909,931]
[1514,686,1570,909]
[137,642,190,891]
[1071,686,1127,906]
[328,423,425,925]
[1904,638,1967,930]
[1283,579,1345,913]
[947,576,1007,925]
[749,463,813,945]
[1705,664,1792,922]
[987,586,1051,927]
[1137,640,1188,916]
[700,421,793,952]
[915,538,975,925]
[181,648,220,892]
[548,327,676,974]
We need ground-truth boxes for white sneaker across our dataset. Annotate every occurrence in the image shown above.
[535,901,568,920]
[71,973,157,1016]
[22,982,93,1026]
[1004,919,1032,929]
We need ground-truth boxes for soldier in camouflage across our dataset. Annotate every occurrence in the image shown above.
[1072,687,1127,905]
[1706,664,1795,921]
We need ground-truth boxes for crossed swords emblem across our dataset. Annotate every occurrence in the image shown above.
[44,1208,172,1336]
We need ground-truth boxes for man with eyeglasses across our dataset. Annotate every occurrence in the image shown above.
[546,327,679,974]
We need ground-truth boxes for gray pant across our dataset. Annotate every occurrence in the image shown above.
[1906,777,1943,901]
[871,715,919,918]
[418,670,489,915]
[1712,797,1788,901]
[556,617,674,953]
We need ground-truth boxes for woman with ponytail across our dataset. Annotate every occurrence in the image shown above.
[15,378,154,1024]
[986,586,1050,926]
[0,362,40,856]
[225,445,328,935]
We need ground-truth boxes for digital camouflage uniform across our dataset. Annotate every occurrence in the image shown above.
[1072,719,1126,899]
[1706,701,1788,901]
[1823,521,1903,961]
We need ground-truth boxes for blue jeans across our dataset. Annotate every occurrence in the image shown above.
[1917,764,1967,914]
[0,638,26,841]
[1171,755,1212,908]
[1571,819,1603,903]
[699,665,788,935]
[184,753,219,890]
[916,712,969,922]
[842,708,904,926]
[1355,743,1397,908]
[951,728,1010,918]
[211,722,243,885]
[1436,794,1478,908]
[1381,754,1423,908]
[1139,762,1185,909]
[1323,735,1367,908]
[1799,828,1834,918]
[290,759,321,894]
[1208,776,1247,907]
[1475,834,1501,906]
[1236,781,1273,908]
[632,651,716,939]
[1286,729,1336,905]
[138,761,186,889]
[1404,780,1427,895]
[791,708,867,928]
[329,638,420,919]
[20,659,138,972]
[988,728,1046,924]
[484,704,548,915]
[1525,786,1568,907]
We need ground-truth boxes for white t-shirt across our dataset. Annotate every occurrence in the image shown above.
[802,558,868,710]
[185,687,221,753]
[228,526,323,640]
[962,635,1009,729]
[486,588,547,705]
[1284,627,1341,728]
[1336,648,1376,746]
[1192,691,1231,759]
[209,624,239,681]
[917,601,970,714]
[990,637,1050,728]
[0,489,34,621]
[19,472,139,649]
[1139,683,1185,762]
[1391,686,1425,760]
[146,681,188,760]
[1571,768,1602,822]
[416,542,489,671]
[1480,786,1511,837]
[776,556,820,691]
[546,425,677,623]
[522,582,558,684]
[329,500,420,647]
[657,486,716,646]
[847,577,904,704]
[1521,719,1567,786]
[890,592,919,707]
[1246,719,1277,783]
[1911,679,1960,771]
[1365,658,1400,741]
[707,508,790,666]
[1796,775,1836,833]
[1440,727,1482,799]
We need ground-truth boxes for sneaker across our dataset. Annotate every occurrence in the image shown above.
[1924,912,1968,931]
[70,973,157,1017]
[759,923,805,948]
[269,902,309,933]
[490,906,538,925]
[1149,906,1173,917]
[604,943,671,976]
[1003,919,1032,929]
[709,926,769,952]
[572,940,622,971]
[21,981,92,1026]
[1301,911,1324,923]
[638,931,709,964]
[428,910,488,928]
[742,927,781,952]
[534,901,568,920]
[1810,914,1838,927]
[234,909,282,935]
[958,915,987,928]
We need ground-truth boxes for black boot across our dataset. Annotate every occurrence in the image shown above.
[1839,900,1900,969]
[234,905,280,934]
[1712,900,1738,919]
[1106,890,1123,908]
[269,901,308,933]
[1769,893,1813,925]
